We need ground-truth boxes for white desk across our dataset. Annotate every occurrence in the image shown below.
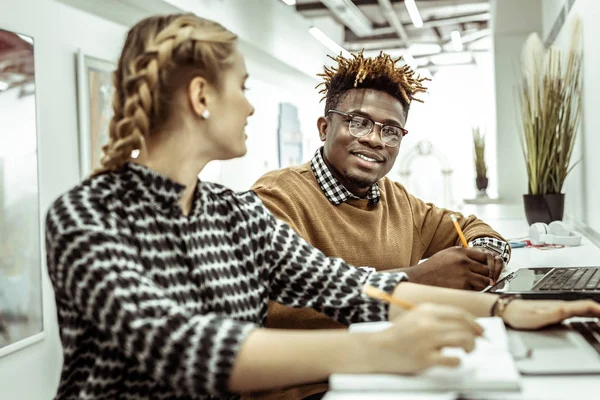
[325,204,600,400]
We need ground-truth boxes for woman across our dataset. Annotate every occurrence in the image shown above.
[45,13,600,400]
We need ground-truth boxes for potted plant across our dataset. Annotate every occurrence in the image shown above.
[472,125,488,197]
[517,19,582,225]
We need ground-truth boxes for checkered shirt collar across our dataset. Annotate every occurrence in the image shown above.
[310,147,380,206]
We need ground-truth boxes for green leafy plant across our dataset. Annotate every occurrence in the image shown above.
[472,126,487,179]
[517,18,582,195]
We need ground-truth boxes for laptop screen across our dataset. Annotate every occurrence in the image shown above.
[490,267,553,292]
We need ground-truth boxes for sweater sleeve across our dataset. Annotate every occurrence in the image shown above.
[405,189,509,260]
[45,222,257,397]
[245,195,408,325]
[252,184,309,239]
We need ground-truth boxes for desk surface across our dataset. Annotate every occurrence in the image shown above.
[325,204,600,400]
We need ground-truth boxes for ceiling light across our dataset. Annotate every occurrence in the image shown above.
[309,27,351,58]
[451,30,464,51]
[280,0,296,5]
[0,81,9,91]
[320,0,373,37]
[405,0,423,28]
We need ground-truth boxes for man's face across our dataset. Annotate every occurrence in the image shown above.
[318,89,408,197]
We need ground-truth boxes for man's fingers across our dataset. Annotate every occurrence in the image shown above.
[486,252,495,279]
[468,260,491,278]
[469,272,493,291]
[494,256,504,281]
[464,247,489,263]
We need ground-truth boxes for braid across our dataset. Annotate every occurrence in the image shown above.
[93,14,236,175]
[317,50,429,114]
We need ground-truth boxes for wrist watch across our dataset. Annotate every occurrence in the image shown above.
[490,294,521,318]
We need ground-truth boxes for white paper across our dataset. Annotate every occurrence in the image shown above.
[331,317,521,393]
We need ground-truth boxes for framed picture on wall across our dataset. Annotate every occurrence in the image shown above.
[76,50,116,177]
[277,102,303,168]
[0,28,45,357]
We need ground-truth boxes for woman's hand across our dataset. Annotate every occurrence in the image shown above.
[502,299,600,330]
[366,303,483,374]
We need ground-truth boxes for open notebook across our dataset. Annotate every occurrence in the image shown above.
[329,317,521,393]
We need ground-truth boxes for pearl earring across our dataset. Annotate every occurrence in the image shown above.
[201,109,210,120]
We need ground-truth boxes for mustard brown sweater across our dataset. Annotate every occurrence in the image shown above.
[247,162,507,400]
[252,162,507,330]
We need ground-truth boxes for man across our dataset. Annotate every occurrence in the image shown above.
[251,51,510,333]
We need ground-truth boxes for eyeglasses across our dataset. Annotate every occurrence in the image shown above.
[327,109,408,148]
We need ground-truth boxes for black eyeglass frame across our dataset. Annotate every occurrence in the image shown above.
[327,109,408,147]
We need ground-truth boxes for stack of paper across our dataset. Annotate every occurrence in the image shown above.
[330,317,521,393]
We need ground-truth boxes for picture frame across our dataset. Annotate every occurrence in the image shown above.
[0,27,45,358]
[277,102,303,168]
[76,50,116,178]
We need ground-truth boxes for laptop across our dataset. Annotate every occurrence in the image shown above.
[488,266,600,301]
[508,318,600,374]
[488,266,600,374]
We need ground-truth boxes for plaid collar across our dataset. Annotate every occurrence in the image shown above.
[311,147,380,206]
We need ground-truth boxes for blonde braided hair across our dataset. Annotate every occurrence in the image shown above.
[317,50,429,115]
[94,13,237,175]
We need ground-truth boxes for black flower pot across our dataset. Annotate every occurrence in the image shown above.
[476,176,489,191]
[523,193,565,225]
[475,176,489,197]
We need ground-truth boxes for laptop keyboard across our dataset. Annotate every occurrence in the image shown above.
[534,268,600,291]
[568,320,600,356]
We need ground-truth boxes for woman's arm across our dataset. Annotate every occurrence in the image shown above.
[229,328,366,392]
[390,282,600,330]
[390,282,497,320]
[229,304,482,393]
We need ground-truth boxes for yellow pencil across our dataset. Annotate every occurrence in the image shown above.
[362,285,414,310]
[363,284,487,339]
[451,214,469,248]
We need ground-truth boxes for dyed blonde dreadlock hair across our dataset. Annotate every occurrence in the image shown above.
[94,13,237,175]
[317,50,429,115]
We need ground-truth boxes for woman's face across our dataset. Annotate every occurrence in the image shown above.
[204,48,255,161]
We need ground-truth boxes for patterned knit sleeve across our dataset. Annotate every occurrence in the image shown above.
[45,210,257,397]
[243,194,408,326]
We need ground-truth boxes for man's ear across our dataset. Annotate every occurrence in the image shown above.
[317,116,329,142]
[187,76,210,117]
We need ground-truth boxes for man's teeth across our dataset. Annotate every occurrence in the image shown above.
[356,154,378,162]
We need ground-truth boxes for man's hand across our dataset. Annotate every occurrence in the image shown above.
[404,247,497,291]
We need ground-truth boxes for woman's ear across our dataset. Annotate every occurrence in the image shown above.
[317,116,328,142]
[187,76,210,118]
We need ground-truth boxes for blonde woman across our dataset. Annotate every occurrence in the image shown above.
[45,13,600,400]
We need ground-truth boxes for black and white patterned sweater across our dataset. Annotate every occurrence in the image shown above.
[45,163,408,399]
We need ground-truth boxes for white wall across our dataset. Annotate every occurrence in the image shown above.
[491,0,543,203]
[0,2,127,399]
[388,55,498,208]
[540,0,600,235]
[0,0,330,399]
